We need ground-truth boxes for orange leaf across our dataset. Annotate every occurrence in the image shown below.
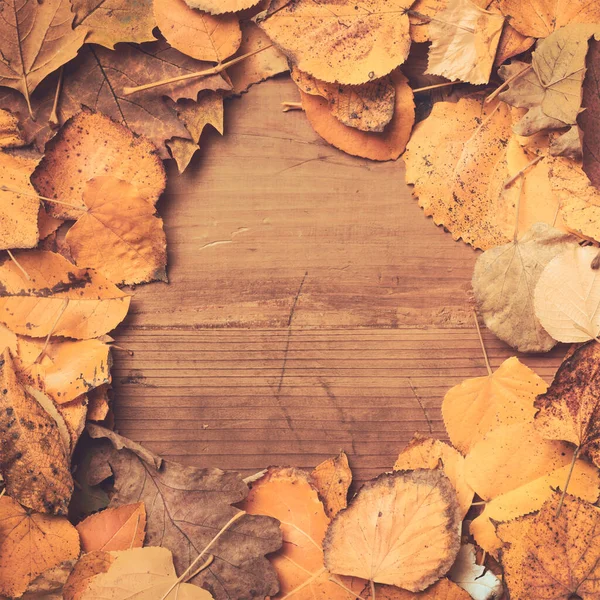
[64,550,114,600]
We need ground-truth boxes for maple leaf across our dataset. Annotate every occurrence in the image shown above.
[0,0,87,116]
[394,434,474,518]
[71,0,157,48]
[186,0,261,15]
[472,223,579,353]
[580,37,600,190]
[87,425,282,600]
[0,495,80,598]
[498,493,600,600]
[311,452,352,518]
[426,0,504,85]
[447,544,503,600]
[301,70,415,161]
[324,469,462,591]
[256,0,414,85]
[0,250,131,339]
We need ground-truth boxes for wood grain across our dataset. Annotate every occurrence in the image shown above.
[112,76,565,486]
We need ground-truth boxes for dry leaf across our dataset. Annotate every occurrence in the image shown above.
[494,23,535,66]
[65,177,167,286]
[0,0,87,113]
[426,0,504,85]
[498,493,600,600]
[227,21,289,95]
[0,250,131,339]
[63,551,114,600]
[38,207,64,241]
[580,37,600,190]
[81,547,214,599]
[77,503,146,552]
[302,70,415,161]
[472,222,579,353]
[354,578,472,599]
[185,0,260,14]
[496,0,600,37]
[20,559,76,600]
[0,348,73,514]
[0,495,80,598]
[323,469,462,591]
[534,245,600,342]
[155,0,241,62]
[87,384,112,422]
[257,0,414,85]
[71,0,157,48]
[311,452,352,518]
[394,435,474,518]
[442,356,547,454]
[464,422,599,554]
[292,68,396,132]
[447,544,503,600]
[0,109,24,148]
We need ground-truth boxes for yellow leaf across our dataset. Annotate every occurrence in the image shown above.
[311,452,352,518]
[184,0,260,15]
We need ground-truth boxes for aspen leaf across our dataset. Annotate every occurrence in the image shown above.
[302,70,415,161]
[0,495,80,598]
[63,551,114,600]
[0,109,25,148]
[534,245,600,343]
[442,356,547,454]
[394,435,474,518]
[257,0,414,85]
[426,0,504,85]
[185,0,260,15]
[472,223,579,353]
[323,469,462,591]
[581,37,600,189]
[497,493,600,600]
[447,544,503,600]
[311,452,352,518]
[65,177,168,286]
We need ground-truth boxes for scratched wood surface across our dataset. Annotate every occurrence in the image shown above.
[112,76,565,486]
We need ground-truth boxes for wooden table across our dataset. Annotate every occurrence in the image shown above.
[112,76,565,487]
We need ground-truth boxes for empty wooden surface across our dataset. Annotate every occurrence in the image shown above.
[112,76,565,485]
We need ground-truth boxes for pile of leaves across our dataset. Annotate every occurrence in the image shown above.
[2,0,600,598]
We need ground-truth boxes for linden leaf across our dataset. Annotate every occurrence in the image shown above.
[323,470,462,591]
[0,348,73,514]
[534,245,600,342]
[257,0,414,85]
[0,496,80,598]
[472,223,579,353]
[447,544,503,600]
[464,422,600,554]
[185,0,260,15]
[311,452,352,518]
[65,177,167,286]
[498,493,600,600]
[580,37,600,189]
[71,0,157,48]
[426,0,504,85]
[301,70,415,161]
[393,434,474,518]
[442,356,547,454]
[155,0,241,62]
[0,250,131,339]
[76,503,147,552]
[0,0,87,115]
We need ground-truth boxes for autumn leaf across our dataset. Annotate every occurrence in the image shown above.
[426,0,504,85]
[38,207,64,242]
[71,0,157,48]
[497,493,600,600]
[88,425,282,600]
[447,544,503,600]
[311,452,352,518]
[0,495,80,598]
[87,384,111,422]
[63,551,114,600]
[19,559,76,600]
[324,469,461,591]
[472,223,579,353]
[353,578,472,599]
[185,0,260,14]
[494,23,535,66]
[301,70,415,161]
[0,250,131,339]
[0,109,24,148]
[464,422,599,554]
[394,434,474,518]
[580,37,600,190]
[257,0,414,85]
[442,356,547,454]
[0,0,87,116]
[76,503,146,552]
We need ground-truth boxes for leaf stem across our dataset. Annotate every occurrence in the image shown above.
[504,155,543,189]
[34,299,69,364]
[370,580,376,600]
[485,63,532,104]
[183,555,214,582]
[282,101,304,112]
[6,250,30,281]
[0,185,84,210]
[473,310,492,376]
[49,67,64,127]
[406,9,475,33]
[556,446,579,518]
[412,81,456,93]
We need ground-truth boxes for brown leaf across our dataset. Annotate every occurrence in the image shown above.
[311,452,352,518]
[0,348,73,514]
[63,551,114,600]
[580,37,600,189]
[0,495,80,598]
[32,111,166,220]
[186,0,262,15]
[0,250,131,339]
[0,109,25,148]
[494,23,535,66]
[155,0,241,62]
[87,384,112,422]
[302,70,415,160]
[19,559,76,600]
[0,0,87,114]
[88,426,282,600]
[71,0,157,48]
[257,0,414,85]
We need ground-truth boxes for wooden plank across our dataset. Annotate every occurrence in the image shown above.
[112,76,565,486]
